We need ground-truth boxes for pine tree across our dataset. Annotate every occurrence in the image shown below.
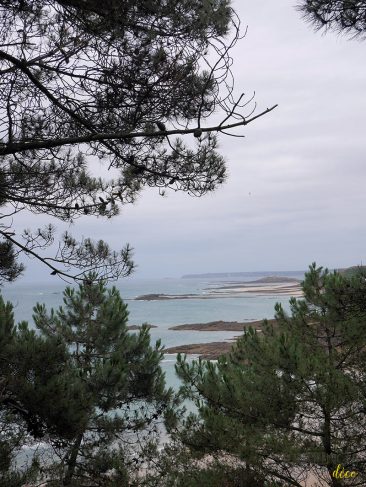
[173,264,366,487]
[298,1,366,38]
[0,294,76,485]
[0,241,24,283]
[143,439,285,486]
[0,0,276,282]
[0,279,173,485]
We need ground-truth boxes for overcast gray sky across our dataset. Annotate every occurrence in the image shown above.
[15,0,366,281]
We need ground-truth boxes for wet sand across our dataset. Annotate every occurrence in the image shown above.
[135,282,302,301]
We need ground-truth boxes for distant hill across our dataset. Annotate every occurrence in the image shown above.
[338,266,366,278]
[245,276,300,284]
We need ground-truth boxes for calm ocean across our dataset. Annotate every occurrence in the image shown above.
[1,271,305,389]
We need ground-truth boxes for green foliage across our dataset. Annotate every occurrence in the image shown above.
[0,0,256,282]
[173,264,366,486]
[143,441,286,487]
[0,279,174,485]
[0,295,75,439]
[338,265,366,279]
[298,0,366,38]
[0,241,24,283]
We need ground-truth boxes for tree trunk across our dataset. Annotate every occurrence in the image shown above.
[63,432,83,486]
[322,410,343,487]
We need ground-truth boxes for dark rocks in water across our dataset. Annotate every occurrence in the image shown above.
[135,293,198,301]
[135,293,167,301]
[127,324,158,330]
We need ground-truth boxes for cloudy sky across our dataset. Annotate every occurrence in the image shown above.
[15,0,366,281]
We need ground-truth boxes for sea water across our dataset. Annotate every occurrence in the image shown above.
[3,272,306,464]
[1,272,305,390]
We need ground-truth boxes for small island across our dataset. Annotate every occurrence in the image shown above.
[165,318,277,359]
[135,293,199,300]
[168,318,276,331]
[164,341,234,360]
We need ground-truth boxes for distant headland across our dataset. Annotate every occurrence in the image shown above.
[181,271,305,279]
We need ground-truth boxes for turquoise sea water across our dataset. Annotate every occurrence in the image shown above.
[1,272,305,389]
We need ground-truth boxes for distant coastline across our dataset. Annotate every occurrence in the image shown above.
[135,276,303,301]
[181,270,305,279]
